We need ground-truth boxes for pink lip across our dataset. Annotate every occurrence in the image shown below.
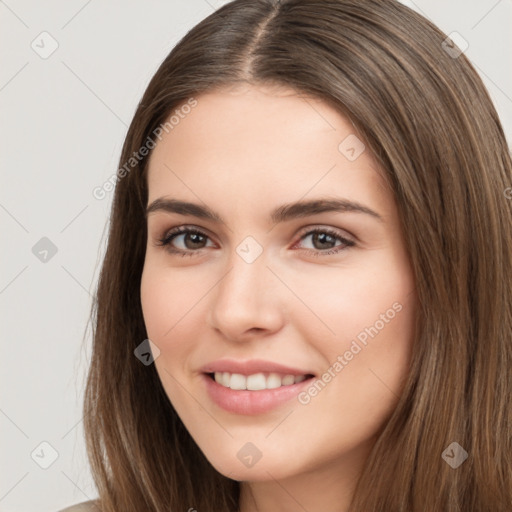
[202,373,314,415]
[200,358,314,376]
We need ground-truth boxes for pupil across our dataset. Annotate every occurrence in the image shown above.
[186,233,205,249]
[314,232,335,249]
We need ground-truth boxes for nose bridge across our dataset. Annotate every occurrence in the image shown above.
[217,244,269,312]
[208,241,283,339]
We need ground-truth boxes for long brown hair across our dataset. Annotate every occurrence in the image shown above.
[83,0,512,510]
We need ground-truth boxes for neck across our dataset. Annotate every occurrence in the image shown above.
[238,445,370,512]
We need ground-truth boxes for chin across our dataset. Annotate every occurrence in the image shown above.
[199,443,304,482]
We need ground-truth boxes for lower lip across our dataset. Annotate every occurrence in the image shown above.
[202,373,314,415]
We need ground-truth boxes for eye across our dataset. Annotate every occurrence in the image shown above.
[155,225,355,257]
[293,227,355,255]
[156,226,215,256]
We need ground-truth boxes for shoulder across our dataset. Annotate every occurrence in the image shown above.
[58,500,101,512]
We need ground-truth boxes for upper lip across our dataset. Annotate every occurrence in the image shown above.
[200,358,315,377]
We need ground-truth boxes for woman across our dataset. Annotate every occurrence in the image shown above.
[62,0,512,510]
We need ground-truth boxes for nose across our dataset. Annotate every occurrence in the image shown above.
[207,248,285,342]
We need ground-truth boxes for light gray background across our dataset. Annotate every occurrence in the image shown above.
[1,1,511,510]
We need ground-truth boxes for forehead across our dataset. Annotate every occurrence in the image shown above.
[146,84,390,214]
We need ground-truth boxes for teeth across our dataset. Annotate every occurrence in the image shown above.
[221,372,230,387]
[247,373,266,390]
[213,371,309,390]
[281,374,295,386]
[267,372,282,389]
[230,373,246,390]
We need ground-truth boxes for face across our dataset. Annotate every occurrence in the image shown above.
[140,83,417,485]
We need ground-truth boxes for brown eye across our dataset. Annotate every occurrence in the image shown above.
[179,232,208,249]
[157,227,214,255]
[295,227,355,254]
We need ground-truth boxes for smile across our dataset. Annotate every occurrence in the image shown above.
[210,371,310,390]
[202,372,315,415]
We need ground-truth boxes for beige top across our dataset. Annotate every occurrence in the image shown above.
[59,500,100,512]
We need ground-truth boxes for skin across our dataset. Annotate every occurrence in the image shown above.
[140,83,418,512]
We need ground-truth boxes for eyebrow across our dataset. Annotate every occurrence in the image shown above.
[145,197,383,224]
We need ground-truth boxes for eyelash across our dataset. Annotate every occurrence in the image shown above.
[155,225,356,257]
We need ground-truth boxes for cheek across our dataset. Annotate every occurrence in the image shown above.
[295,250,416,407]
[296,290,416,454]
[292,251,414,347]
[140,263,202,340]
[140,264,207,377]
[140,267,194,410]
[140,268,171,340]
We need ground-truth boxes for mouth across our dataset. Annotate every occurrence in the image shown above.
[205,371,316,391]
[202,371,316,415]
